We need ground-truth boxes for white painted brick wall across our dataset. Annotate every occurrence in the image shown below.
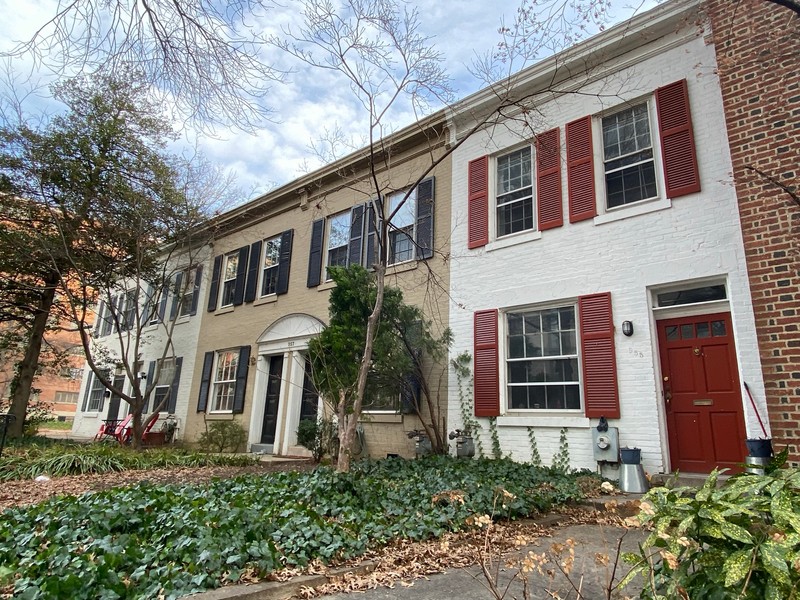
[447,25,766,474]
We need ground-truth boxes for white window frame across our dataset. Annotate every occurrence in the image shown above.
[121,289,137,331]
[220,253,239,308]
[178,267,198,317]
[363,389,401,414]
[86,370,109,412]
[325,211,351,280]
[211,349,238,412]
[495,145,535,239]
[387,189,417,265]
[260,235,282,297]
[502,302,582,413]
[54,391,78,404]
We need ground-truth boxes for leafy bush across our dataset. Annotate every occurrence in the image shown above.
[296,417,336,462]
[0,455,598,599]
[0,443,257,481]
[623,467,800,599]
[198,420,248,453]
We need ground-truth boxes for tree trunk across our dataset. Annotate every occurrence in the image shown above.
[336,263,387,472]
[7,275,58,438]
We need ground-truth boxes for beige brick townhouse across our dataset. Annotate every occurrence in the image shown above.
[183,115,452,458]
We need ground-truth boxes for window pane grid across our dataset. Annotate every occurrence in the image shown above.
[261,237,281,296]
[212,351,238,411]
[388,191,416,265]
[507,307,580,410]
[326,212,351,278]
[603,103,657,208]
[496,148,533,237]
[221,254,238,306]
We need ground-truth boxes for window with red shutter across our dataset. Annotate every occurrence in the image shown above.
[566,116,596,222]
[578,292,620,419]
[474,309,499,417]
[656,79,700,198]
[467,156,489,249]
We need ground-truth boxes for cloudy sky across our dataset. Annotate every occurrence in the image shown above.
[0,0,650,202]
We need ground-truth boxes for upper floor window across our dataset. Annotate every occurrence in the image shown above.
[220,253,239,307]
[261,236,282,296]
[388,190,416,264]
[179,268,198,317]
[506,305,580,411]
[326,211,351,279]
[602,103,657,209]
[212,350,238,412]
[496,147,534,237]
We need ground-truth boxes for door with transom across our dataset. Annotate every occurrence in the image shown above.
[657,312,746,473]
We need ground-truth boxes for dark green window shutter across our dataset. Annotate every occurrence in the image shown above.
[145,360,156,413]
[232,246,249,306]
[207,255,223,312]
[307,219,324,287]
[232,345,251,414]
[189,266,202,316]
[197,351,214,412]
[415,177,434,260]
[168,357,182,414]
[276,229,293,295]
[348,204,365,266]
[244,241,262,303]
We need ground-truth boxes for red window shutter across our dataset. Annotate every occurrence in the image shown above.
[656,79,700,198]
[474,309,499,417]
[579,293,619,419]
[566,116,596,223]
[468,156,489,249]
[536,127,563,230]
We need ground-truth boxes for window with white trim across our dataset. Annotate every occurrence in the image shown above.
[388,190,416,264]
[86,370,109,412]
[179,268,197,317]
[506,305,580,410]
[211,350,238,412]
[325,211,351,279]
[496,147,534,237]
[363,389,400,413]
[54,391,78,404]
[261,235,282,296]
[602,102,658,208]
[153,357,176,410]
[220,253,239,307]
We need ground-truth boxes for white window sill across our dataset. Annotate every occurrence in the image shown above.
[318,280,336,291]
[594,197,671,225]
[360,412,403,423]
[486,229,542,253]
[387,260,417,275]
[82,413,99,418]
[206,412,234,420]
[215,305,235,316]
[497,413,591,428]
[254,295,278,307]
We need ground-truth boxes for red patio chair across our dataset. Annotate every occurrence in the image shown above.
[114,414,133,444]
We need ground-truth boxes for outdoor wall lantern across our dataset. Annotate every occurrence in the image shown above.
[138,371,147,380]
[622,321,634,337]
[103,390,112,399]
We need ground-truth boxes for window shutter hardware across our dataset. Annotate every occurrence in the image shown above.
[579,292,620,419]
[474,309,500,417]
[656,79,700,198]
[244,241,262,303]
[467,156,489,248]
[276,229,293,295]
[197,351,214,412]
[566,116,597,223]
[307,219,325,287]
[536,128,563,230]
[207,255,223,312]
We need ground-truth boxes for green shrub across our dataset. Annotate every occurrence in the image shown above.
[623,467,800,599]
[198,421,248,453]
[296,417,336,462]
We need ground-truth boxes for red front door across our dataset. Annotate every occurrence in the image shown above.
[657,312,746,473]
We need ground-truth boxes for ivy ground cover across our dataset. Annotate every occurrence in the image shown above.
[0,456,597,599]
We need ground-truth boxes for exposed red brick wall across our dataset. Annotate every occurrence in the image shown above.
[705,0,800,464]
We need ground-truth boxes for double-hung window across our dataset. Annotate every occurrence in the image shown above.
[220,253,239,307]
[496,147,534,237]
[211,350,238,412]
[326,211,351,278]
[261,236,282,296]
[388,190,416,264]
[86,369,109,412]
[506,305,580,410]
[152,357,176,411]
[602,103,657,208]
[178,268,197,317]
